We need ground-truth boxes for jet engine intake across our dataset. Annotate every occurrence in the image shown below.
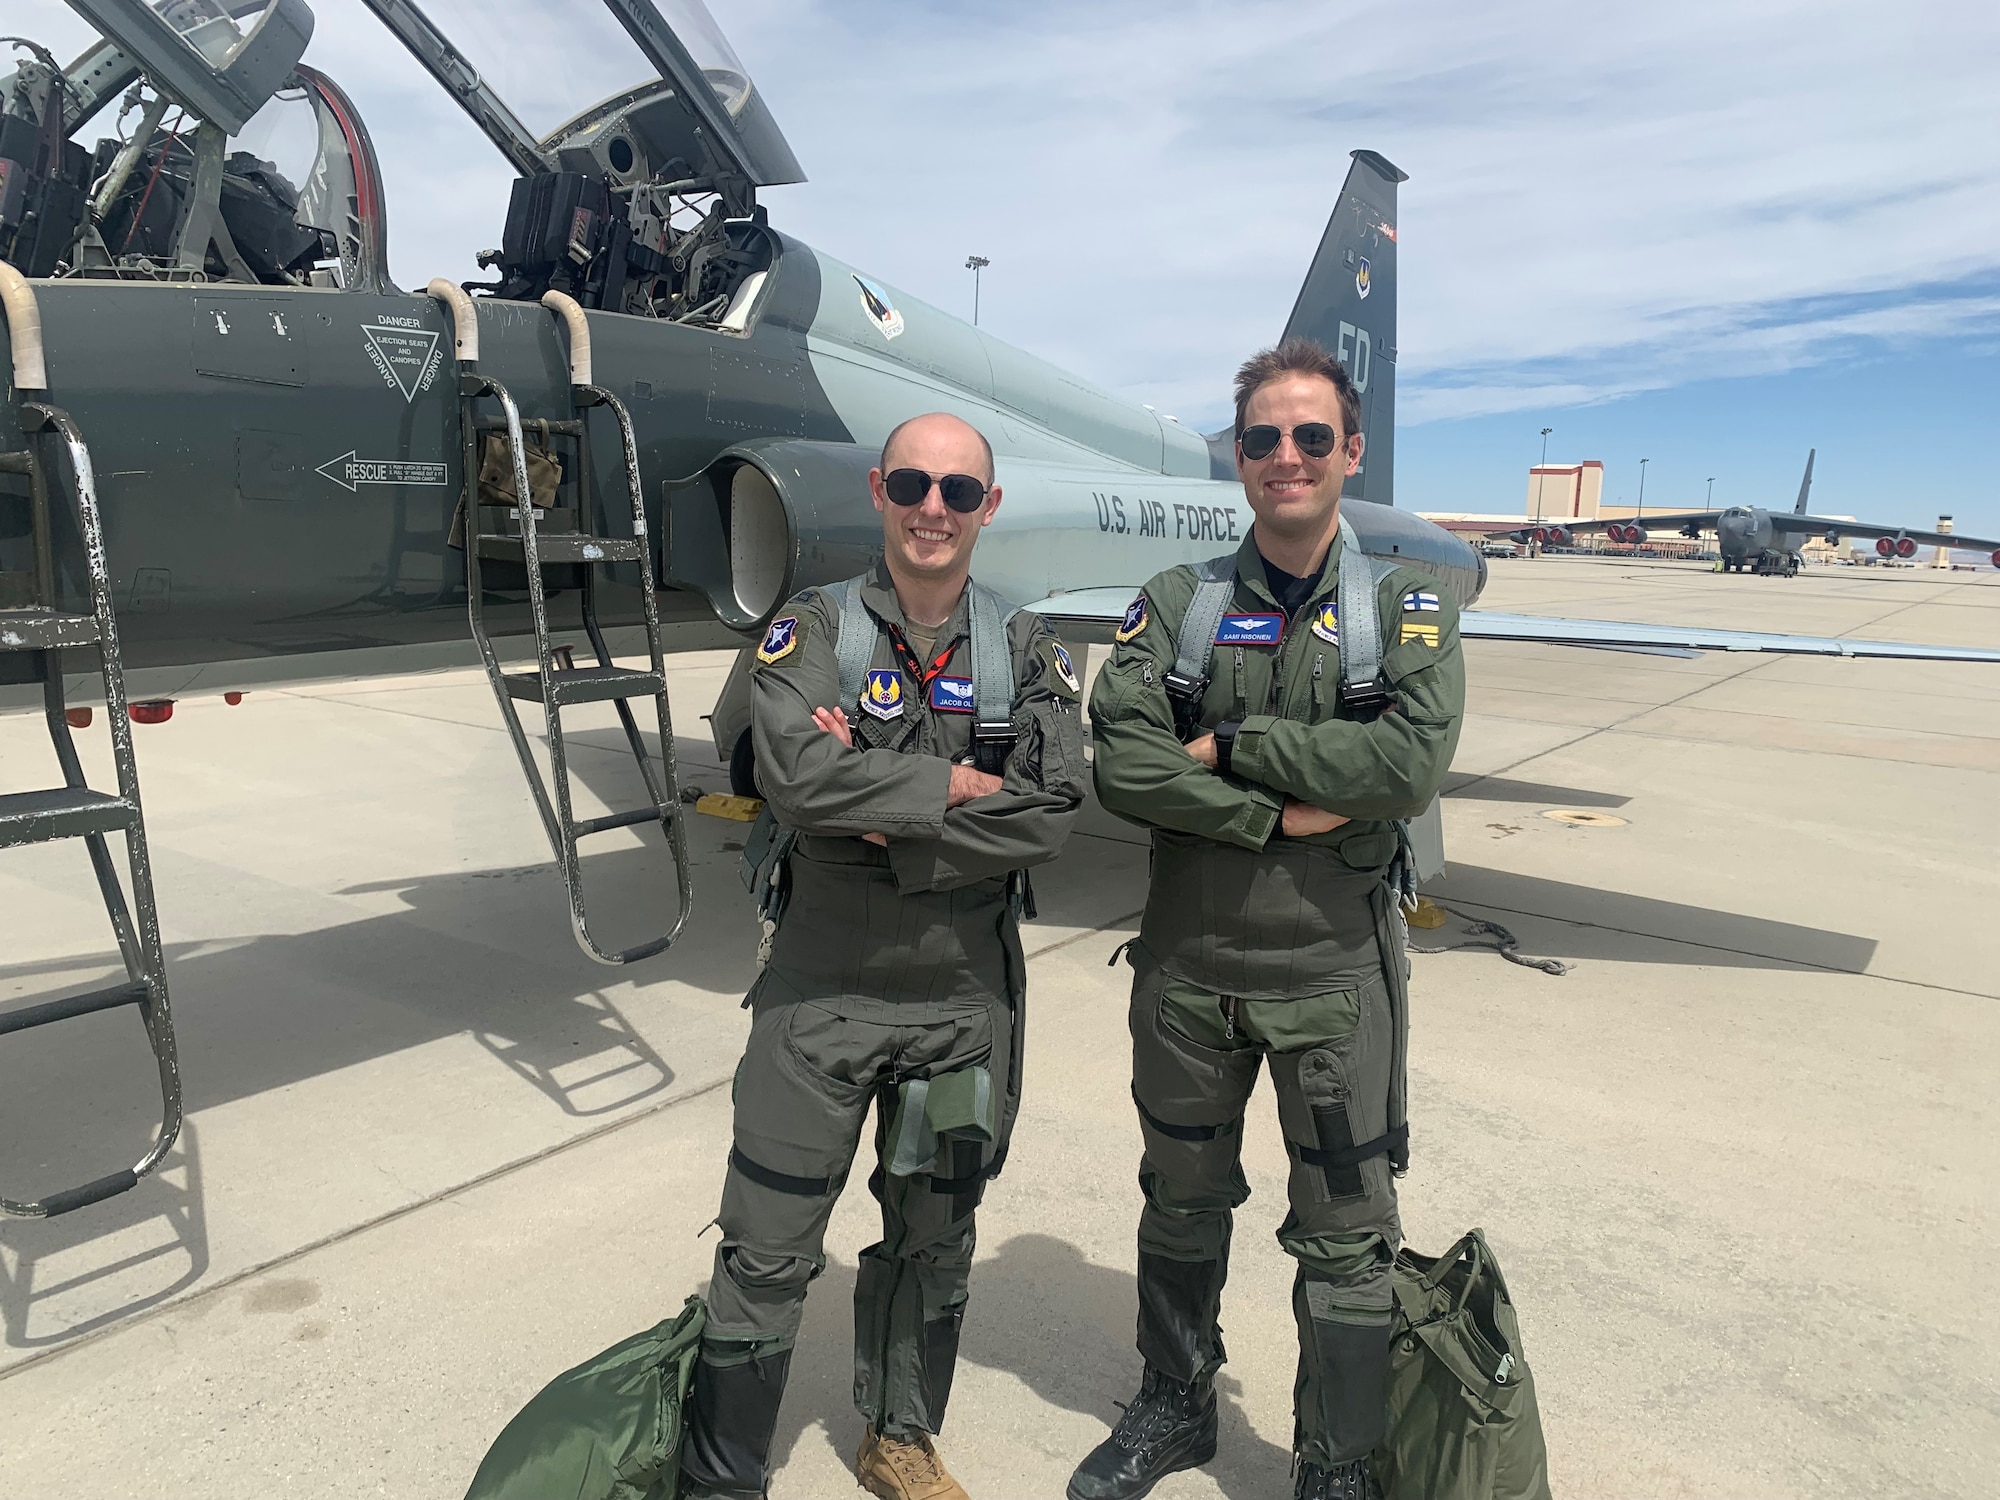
[1625,525,1648,545]
[664,439,882,630]
[1895,535,1917,558]
[1545,524,1571,547]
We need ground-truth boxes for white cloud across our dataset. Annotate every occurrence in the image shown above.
[12,0,1998,430]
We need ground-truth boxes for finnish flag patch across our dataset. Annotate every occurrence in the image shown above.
[1213,613,1285,646]
[1402,591,1441,612]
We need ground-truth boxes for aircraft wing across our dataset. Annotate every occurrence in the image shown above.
[1459,611,2000,662]
[1470,512,1719,536]
[1018,592,2000,662]
[1775,514,2000,551]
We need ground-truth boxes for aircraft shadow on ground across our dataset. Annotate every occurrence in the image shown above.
[1441,772,1632,809]
[1428,865,1878,973]
[0,1119,208,1351]
[760,1232,1291,1499]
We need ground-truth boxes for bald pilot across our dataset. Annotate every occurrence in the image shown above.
[680,413,1087,1500]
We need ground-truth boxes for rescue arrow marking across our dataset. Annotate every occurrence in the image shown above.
[316,452,448,492]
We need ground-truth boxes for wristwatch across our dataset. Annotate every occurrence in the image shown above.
[1213,719,1242,775]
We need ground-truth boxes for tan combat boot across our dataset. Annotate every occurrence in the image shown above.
[855,1428,970,1500]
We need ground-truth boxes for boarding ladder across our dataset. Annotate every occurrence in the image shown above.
[428,282,691,965]
[0,377,182,1217]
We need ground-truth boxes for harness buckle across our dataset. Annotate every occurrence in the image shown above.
[1339,673,1394,722]
[1163,669,1209,741]
[971,720,1015,776]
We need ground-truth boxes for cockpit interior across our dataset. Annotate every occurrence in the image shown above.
[0,0,798,325]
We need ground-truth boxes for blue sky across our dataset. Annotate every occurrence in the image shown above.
[16,0,2000,537]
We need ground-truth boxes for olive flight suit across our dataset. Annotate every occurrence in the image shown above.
[1087,528,1464,1470]
[682,559,1086,1496]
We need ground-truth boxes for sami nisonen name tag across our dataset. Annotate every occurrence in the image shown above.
[1214,612,1285,647]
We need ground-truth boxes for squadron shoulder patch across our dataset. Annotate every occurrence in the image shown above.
[1399,620,1442,648]
[1049,641,1081,694]
[1310,602,1339,645]
[1114,594,1148,643]
[756,615,800,664]
[861,668,905,720]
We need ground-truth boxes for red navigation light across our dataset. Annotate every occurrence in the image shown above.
[1895,536,1917,558]
[129,700,174,725]
[1875,537,1895,557]
[224,691,244,706]
[65,707,92,729]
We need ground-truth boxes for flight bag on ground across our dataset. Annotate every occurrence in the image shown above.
[463,1295,706,1500]
[1374,1229,1552,1500]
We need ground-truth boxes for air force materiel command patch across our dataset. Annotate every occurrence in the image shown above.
[1214,613,1285,647]
[862,668,905,719]
[1402,591,1441,612]
[929,676,975,713]
[756,616,799,664]
[1114,594,1148,643]
[1050,642,1081,693]
[1310,602,1340,645]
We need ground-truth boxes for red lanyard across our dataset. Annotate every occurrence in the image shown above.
[886,626,965,693]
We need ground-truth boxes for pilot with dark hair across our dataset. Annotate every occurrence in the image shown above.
[1074,339,1465,1500]
[681,412,1086,1500]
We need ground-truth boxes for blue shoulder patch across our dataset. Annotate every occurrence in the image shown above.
[756,616,799,664]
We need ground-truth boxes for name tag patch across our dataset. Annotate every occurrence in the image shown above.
[1214,612,1285,647]
[861,668,905,719]
[1310,603,1339,645]
[929,676,976,713]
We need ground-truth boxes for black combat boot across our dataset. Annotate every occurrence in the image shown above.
[1294,1456,1384,1500]
[1065,1365,1218,1500]
[679,1346,792,1498]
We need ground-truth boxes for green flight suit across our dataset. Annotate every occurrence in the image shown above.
[1088,527,1464,1469]
[682,560,1085,1495]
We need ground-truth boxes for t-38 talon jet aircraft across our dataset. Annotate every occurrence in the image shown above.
[0,0,1994,906]
[1491,449,2000,577]
[3,0,1998,1215]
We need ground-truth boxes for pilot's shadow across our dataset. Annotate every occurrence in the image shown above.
[763,1232,1290,1498]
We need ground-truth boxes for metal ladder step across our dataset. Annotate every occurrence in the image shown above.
[0,979,149,1037]
[502,664,665,707]
[0,787,139,847]
[476,533,642,565]
[0,607,100,650]
[574,806,677,838]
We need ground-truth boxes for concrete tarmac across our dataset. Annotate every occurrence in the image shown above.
[1,555,1995,1498]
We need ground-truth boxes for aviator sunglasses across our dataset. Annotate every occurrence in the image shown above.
[883,467,990,513]
[1238,422,1342,461]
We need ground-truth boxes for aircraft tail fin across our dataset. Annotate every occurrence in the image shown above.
[1281,149,1408,506]
[1794,449,1815,514]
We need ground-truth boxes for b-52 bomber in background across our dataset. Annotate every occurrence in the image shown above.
[1493,449,2000,576]
[2,0,1998,1216]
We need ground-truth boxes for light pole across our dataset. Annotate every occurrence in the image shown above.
[1636,457,1649,522]
[1535,427,1552,523]
[965,255,990,326]
[1706,476,1716,507]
